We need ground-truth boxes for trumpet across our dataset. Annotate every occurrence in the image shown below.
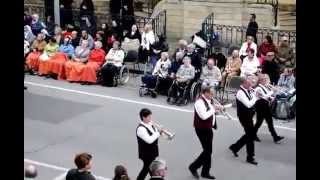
[152,121,175,140]
[211,98,236,121]
[265,84,287,94]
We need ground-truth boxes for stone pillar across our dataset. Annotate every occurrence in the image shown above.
[54,0,60,25]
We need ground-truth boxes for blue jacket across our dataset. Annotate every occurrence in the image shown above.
[59,44,75,57]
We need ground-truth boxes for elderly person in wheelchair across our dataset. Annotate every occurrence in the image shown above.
[167,56,195,106]
[100,41,126,86]
[140,52,172,97]
[200,57,222,90]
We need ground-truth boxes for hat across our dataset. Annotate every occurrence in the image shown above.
[281,36,289,41]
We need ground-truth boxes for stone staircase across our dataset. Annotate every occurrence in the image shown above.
[278,7,296,31]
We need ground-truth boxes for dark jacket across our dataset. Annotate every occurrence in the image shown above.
[66,169,96,180]
[124,30,141,42]
[261,59,280,85]
[246,21,258,37]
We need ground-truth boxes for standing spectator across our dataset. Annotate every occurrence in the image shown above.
[139,24,155,64]
[80,0,96,36]
[185,43,202,81]
[246,14,258,43]
[66,152,96,180]
[240,49,260,77]
[30,14,46,36]
[221,49,242,88]
[124,24,141,42]
[261,51,280,85]
[60,0,74,28]
[113,165,130,180]
[275,36,295,71]
[149,159,167,180]
[239,36,257,60]
[24,25,36,44]
[80,30,95,50]
[25,165,37,179]
[257,35,277,65]
[45,15,56,37]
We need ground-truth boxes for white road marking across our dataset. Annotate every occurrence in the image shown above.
[24,159,111,180]
[24,81,296,132]
[53,172,67,180]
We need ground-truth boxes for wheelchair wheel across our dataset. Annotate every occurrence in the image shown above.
[139,87,145,97]
[190,82,201,102]
[167,83,175,104]
[119,65,130,85]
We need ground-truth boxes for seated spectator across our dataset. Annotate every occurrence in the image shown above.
[54,25,63,45]
[24,40,30,58]
[66,41,106,84]
[95,31,106,49]
[124,24,141,42]
[59,36,75,58]
[25,33,47,73]
[25,164,37,179]
[239,35,257,60]
[150,35,169,71]
[169,51,184,80]
[38,37,60,75]
[275,36,295,70]
[261,51,280,85]
[240,48,260,77]
[277,67,295,90]
[257,35,277,65]
[24,25,35,44]
[173,39,188,60]
[113,165,130,180]
[221,49,242,88]
[139,24,155,63]
[65,40,91,81]
[167,56,195,105]
[66,152,96,180]
[200,58,222,89]
[30,14,46,35]
[100,41,125,86]
[71,30,80,48]
[185,43,202,81]
[149,159,167,180]
[80,30,95,50]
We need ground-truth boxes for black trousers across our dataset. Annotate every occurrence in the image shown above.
[190,128,213,175]
[255,100,278,138]
[231,115,255,159]
[137,157,156,180]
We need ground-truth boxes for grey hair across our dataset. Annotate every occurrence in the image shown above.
[149,159,166,175]
[94,41,103,49]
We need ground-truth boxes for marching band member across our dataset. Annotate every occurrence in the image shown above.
[254,74,284,143]
[189,86,223,179]
[136,108,163,180]
[229,77,258,165]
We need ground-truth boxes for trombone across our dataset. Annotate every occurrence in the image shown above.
[152,121,175,140]
[211,98,236,121]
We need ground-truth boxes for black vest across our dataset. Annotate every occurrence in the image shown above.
[193,96,216,129]
[136,124,159,160]
[236,87,255,119]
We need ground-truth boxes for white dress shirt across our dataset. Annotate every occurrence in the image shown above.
[255,84,274,101]
[152,59,172,78]
[239,42,257,57]
[194,95,216,124]
[236,86,257,108]
[141,31,155,50]
[137,121,160,144]
[105,49,125,67]
[240,56,260,77]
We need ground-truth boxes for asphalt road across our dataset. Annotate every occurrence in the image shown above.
[24,75,296,180]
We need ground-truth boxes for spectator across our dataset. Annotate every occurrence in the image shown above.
[45,15,56,37]
[277,67,295,90]
[257,35,277,65]
[24,40,30,58]
[43,37,59,58]
[221,49,242,88]
[80,30,95,50]
[150,35,169,71]
[38,37,60,75]
[71,31,80,48]
[54,26,63,45]
[246,14,258,43]
[24,12,32,26]
[113,165,130,180]
[30,14,46,36]
[66,152,96,180]
[24,25,36,44]
[80,0,96,36]
[25,164,37,179]
[149,159,167,180]
[80,0,94,17]
[169,51,184,80]
[59,36,75,58]
[239,35,257,60]
[173,39,187,60]
[60,0,74,28]
[66,41,106,84]
[25,33,47,73]
[240,48,260,77]
[200,58,222,89]
[261,51,280,85]
[185,43,202,81]
[124,24,141,42]
[95,31,106,49]
[152,52,172,94]
[275,36,295,70]
[139,24,155,63]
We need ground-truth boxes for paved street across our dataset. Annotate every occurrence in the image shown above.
[24,74,296,180]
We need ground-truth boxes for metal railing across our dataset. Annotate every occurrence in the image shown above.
[147,0,163,16]
[201,13,215,57]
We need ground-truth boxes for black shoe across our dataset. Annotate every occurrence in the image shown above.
[274,136,284,144]
[201,174,216,179]
[255,136,261,142]
[188,165,199,179]
[229,145,238,157]
[246,158,258,165]
[24,86,27,90]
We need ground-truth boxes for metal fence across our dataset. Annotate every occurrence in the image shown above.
[201,13,215,57]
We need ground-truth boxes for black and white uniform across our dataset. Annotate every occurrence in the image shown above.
[136,121,160,180]
[230,86,257,161]
[254,84,280,139]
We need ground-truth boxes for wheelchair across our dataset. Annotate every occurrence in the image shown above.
[189,79,223,102]
[99,63,130,87]
[167,79,196,106]
[139,75,173,98]
[271,89,296,120]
